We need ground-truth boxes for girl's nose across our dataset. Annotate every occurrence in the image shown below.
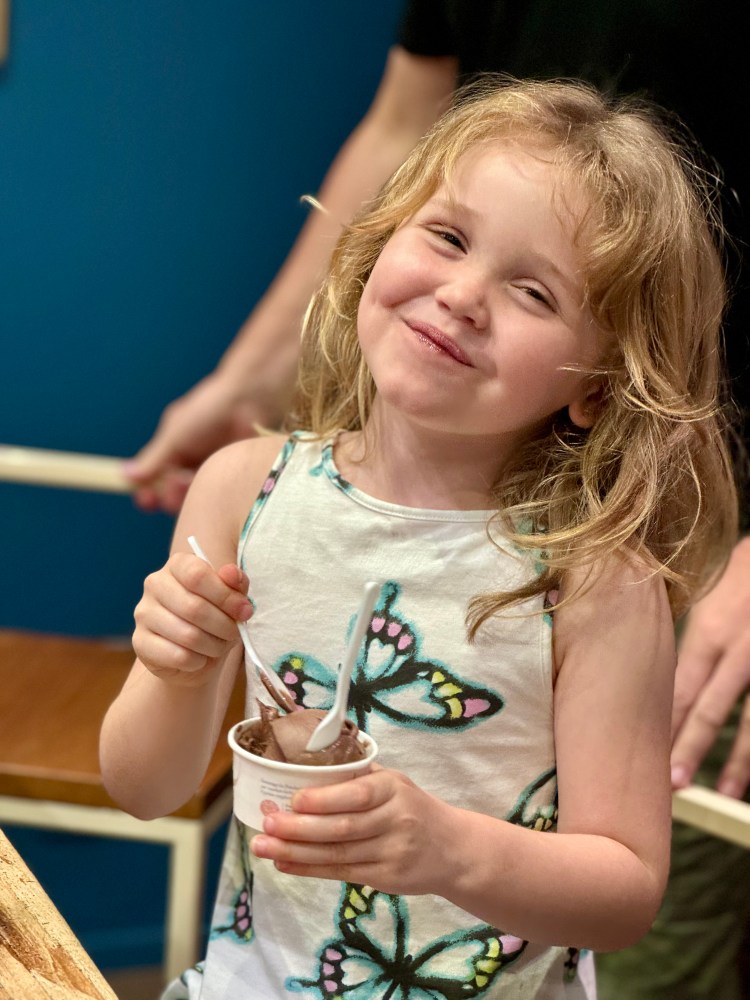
[435,269,489,330]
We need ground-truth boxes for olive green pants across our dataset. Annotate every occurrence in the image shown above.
[597,706,750,1000]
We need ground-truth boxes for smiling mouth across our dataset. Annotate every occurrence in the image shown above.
[407,321,474,367]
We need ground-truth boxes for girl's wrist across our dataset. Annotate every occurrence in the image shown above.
[431,806,512,916]
[426,799,485,902]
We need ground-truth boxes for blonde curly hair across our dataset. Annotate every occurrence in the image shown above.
[290,76,738,629]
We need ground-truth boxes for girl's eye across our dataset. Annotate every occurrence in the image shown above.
[427,227,465,251]
[439,231,464,250]
[522,285,553,309]
[440,231,464,250]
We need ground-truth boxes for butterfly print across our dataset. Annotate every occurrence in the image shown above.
[563,947,582,984]
[505,768,558,832]
[271,581,504,733]
[286,883,527,999]
[240,435,298,545]
[212,821,254,942]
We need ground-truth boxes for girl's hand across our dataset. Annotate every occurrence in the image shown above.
[250,765,462,896]
[133,553,253,687]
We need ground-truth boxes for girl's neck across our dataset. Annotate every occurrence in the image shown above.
[335,408,511,511]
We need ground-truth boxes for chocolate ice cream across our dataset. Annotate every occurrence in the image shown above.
[236,703,366,767]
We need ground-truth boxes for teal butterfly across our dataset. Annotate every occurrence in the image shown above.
[272,581,503,733]
[505,767,558,832]
[212,821,254,942]
[503,772,585,987]
[240,435,298,539]
[286,883,527,999]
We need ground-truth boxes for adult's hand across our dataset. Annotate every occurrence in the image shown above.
[671,536,750,798]
[124,372,279,514]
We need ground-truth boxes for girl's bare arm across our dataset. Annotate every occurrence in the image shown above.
[438,555,675,947]
[99,435,286,819]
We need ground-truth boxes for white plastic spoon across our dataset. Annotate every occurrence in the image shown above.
[305,580,380,752]
[186,535,297,709]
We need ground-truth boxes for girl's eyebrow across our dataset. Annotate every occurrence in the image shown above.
[429,196,475,217]
[526,252,583,302]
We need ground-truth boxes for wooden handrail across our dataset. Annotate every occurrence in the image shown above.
[673,785,750,849]
[0,446,131,494]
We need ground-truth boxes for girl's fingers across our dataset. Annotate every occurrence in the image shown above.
[217,562,251,596]
[267,862,372,883]
[290,767,396,816]
[261,802,390,845]
[137,581,238,646]
[134,630,211,678]
[138,604,232,661]
[170,553,252,621]
[251,832,379,869]
[134,554,252,683]
[146,559,251,633]
[135,634,226,688]
[249,772,452,896]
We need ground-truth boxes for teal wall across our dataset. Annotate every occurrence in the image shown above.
[1,0,402,969]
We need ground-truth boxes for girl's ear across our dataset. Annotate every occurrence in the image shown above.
[568,379,606,429]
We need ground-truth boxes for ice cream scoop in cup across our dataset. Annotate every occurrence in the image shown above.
[228,706,378,829]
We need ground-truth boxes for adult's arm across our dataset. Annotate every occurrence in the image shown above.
[126,46,458,513]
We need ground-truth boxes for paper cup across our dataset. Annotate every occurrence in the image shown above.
[228,717,378,829]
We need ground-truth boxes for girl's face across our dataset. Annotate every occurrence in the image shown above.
[357,142,605,454]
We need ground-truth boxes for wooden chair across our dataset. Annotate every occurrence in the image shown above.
[0,629,245,983]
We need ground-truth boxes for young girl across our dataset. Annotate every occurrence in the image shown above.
[100,78,737,998]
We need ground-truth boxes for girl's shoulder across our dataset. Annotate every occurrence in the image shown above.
[552,548,675,681]
[559,548,673,629]
[188,434,291,535]
[195,434,289,485]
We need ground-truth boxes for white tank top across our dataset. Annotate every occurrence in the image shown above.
[163,433,596,1000]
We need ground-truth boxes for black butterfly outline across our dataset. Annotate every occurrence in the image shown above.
[285,882,527,999]
[272,582,505,734]
[211,819,255,942]
[506,767,558,832]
